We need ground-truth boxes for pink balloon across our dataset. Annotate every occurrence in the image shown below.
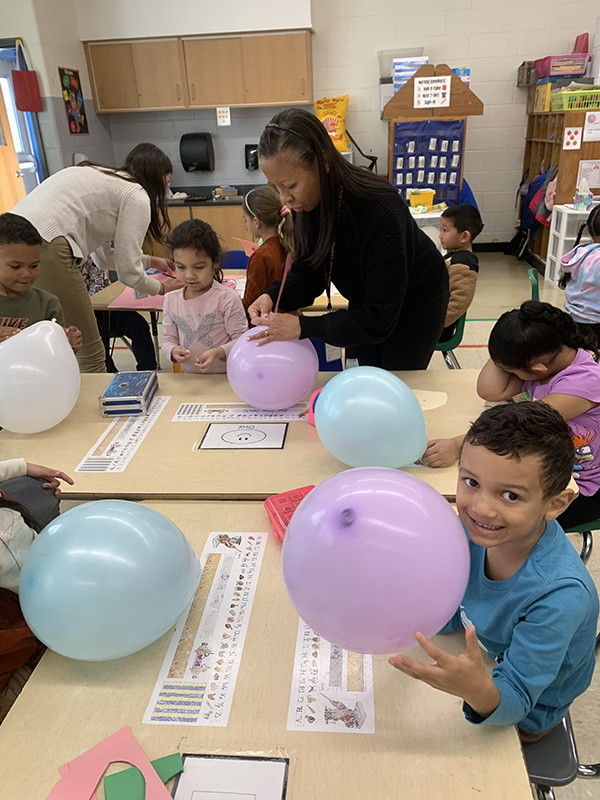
[227,326,319,410]
[282,468,470,654]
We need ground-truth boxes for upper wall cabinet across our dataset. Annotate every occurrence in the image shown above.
[242,33,310,105]
[85,31,312,113]
[183,38,246,107]
[86,42,140,110]
[131,40,187,109]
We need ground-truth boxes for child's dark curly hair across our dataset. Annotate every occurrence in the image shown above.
[167,219,224,283]
[488,300,599,368]
[463,400,574,500]
[0,213,42,247]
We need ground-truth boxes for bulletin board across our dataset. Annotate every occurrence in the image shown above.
[392,119,465,203]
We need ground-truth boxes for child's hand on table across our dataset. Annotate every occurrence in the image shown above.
[195,347,225,372]
[0,326,20,343]
[64,325,82,348]
[421,435,465,468]
[389,626,500,719]
[170,346,191,364]
[26,462,74,496]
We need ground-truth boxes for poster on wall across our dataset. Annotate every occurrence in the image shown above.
[58,68,88,135]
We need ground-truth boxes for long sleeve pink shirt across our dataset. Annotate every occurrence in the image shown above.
[161,282,248,373]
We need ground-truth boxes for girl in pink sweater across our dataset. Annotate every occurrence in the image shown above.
[162,220,248,373]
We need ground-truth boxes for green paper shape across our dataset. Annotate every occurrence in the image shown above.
[104,752,183,800]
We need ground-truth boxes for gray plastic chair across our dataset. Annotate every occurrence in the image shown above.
[523,633,600,798]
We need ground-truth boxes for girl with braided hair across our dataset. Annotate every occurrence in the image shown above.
[425,300,600,528]
[559,204,600,344]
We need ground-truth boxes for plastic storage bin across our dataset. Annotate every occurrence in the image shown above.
[409,189,435,211]
[550,89,600,110]
[535,54,590,78]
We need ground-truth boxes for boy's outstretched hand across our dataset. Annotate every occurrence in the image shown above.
[421,435,464,468]
[64,325,82,348]
[389,626,500,719]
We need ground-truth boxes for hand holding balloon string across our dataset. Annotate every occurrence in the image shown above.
[247,253,300,344]
[389,626,501,719]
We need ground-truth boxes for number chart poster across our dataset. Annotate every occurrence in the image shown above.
[58,67,88,135]
[144,531,267,726]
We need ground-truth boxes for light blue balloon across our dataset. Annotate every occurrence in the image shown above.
[20,500,201,661]
[314,366,427,468]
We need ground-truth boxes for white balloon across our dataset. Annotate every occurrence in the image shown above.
[0,320,80,433]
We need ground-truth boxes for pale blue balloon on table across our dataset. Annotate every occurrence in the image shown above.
[19,500,201,661]
[314,366,428,467]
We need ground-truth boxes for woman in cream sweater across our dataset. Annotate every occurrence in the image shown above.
[12,143,181,372]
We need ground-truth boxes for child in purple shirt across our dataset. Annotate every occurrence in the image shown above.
[424,300,600,529]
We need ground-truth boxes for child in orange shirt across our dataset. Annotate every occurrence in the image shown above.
[241,185,294,311]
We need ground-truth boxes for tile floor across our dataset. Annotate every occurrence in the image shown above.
[78,254,600,796]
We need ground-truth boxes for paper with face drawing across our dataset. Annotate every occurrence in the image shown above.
[144,531,267,726]
[287,620,375,734]
[198,423,288,450]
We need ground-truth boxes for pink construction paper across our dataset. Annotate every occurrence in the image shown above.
[233,237,260,256]
[108,287,165,311]
[47,726,171,800]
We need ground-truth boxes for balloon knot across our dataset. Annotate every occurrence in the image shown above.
[339,508,355,527]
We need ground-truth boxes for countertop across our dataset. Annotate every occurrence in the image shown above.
[168,183,265,206]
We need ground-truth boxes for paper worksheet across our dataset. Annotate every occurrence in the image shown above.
[144,531,267,727]
[412,389,448,411]
[172,401,309,422]
[198,423,288,450]
[172,754,289,800]
[75,396,170,473]
[287,620,375,734]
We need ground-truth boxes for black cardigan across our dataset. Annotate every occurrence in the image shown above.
[266,189,449,369]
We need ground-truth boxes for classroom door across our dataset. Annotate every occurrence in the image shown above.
[0,88,25,212]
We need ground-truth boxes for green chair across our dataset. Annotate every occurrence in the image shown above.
[435,313,466,370]
[529,267,539,301]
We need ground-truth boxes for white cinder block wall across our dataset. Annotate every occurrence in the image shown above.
[311,0,600,243]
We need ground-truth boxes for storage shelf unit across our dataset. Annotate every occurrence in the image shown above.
[545,203,593,286]
[521,109,600,265]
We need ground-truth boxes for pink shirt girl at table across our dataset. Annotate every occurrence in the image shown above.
[161,219,248,373]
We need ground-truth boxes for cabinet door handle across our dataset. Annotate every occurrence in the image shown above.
[301,78,305,96]
[191,83,196,100]
[176,83,181,101]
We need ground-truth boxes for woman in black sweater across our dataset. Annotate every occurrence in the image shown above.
[248,108,449,370]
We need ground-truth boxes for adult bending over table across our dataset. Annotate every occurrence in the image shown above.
[248,109,449,369]
[12,143,181,373]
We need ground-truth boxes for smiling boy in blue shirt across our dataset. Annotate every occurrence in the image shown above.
[390,401,598,742]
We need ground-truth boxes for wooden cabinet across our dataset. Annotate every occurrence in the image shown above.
[144,206,192,259]
[131,40,186,109]
[191,205,249,252]
[520,110,600,265]
[183,39,246,107]
[86,31,312,113]
[242,33,310,105]
[85,42,139,111]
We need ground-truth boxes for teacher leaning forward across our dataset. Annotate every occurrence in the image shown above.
[12,143,181,373]
[248,109,449,369]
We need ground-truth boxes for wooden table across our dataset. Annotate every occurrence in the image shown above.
[0,502,533,800]
[0,371,485,501]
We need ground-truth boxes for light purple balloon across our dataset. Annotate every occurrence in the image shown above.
[227,326,319,410]
[282,467,470,655]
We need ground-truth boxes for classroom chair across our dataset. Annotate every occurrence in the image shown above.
[528,267,539,301]
[221,250,249,270]
[434,313,466,370]
[564,520,595,566]
[523,632,600,799]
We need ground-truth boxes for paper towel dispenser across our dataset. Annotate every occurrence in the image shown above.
[180,132,215,172]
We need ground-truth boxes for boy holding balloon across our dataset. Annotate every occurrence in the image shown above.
[0,214,81,348]
[390,402,598,743]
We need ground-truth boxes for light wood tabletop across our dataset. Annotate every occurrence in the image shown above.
[0,501,533,800]
[89,271,348,314]
[0,371,485,501]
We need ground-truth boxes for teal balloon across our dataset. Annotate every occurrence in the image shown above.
[20,500,201,661]
[314,367,427,467]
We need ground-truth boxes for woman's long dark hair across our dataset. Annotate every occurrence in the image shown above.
[258,108,395,268]
[558,204,600,289]
[488,300,599,368]
[78,143,172,241]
